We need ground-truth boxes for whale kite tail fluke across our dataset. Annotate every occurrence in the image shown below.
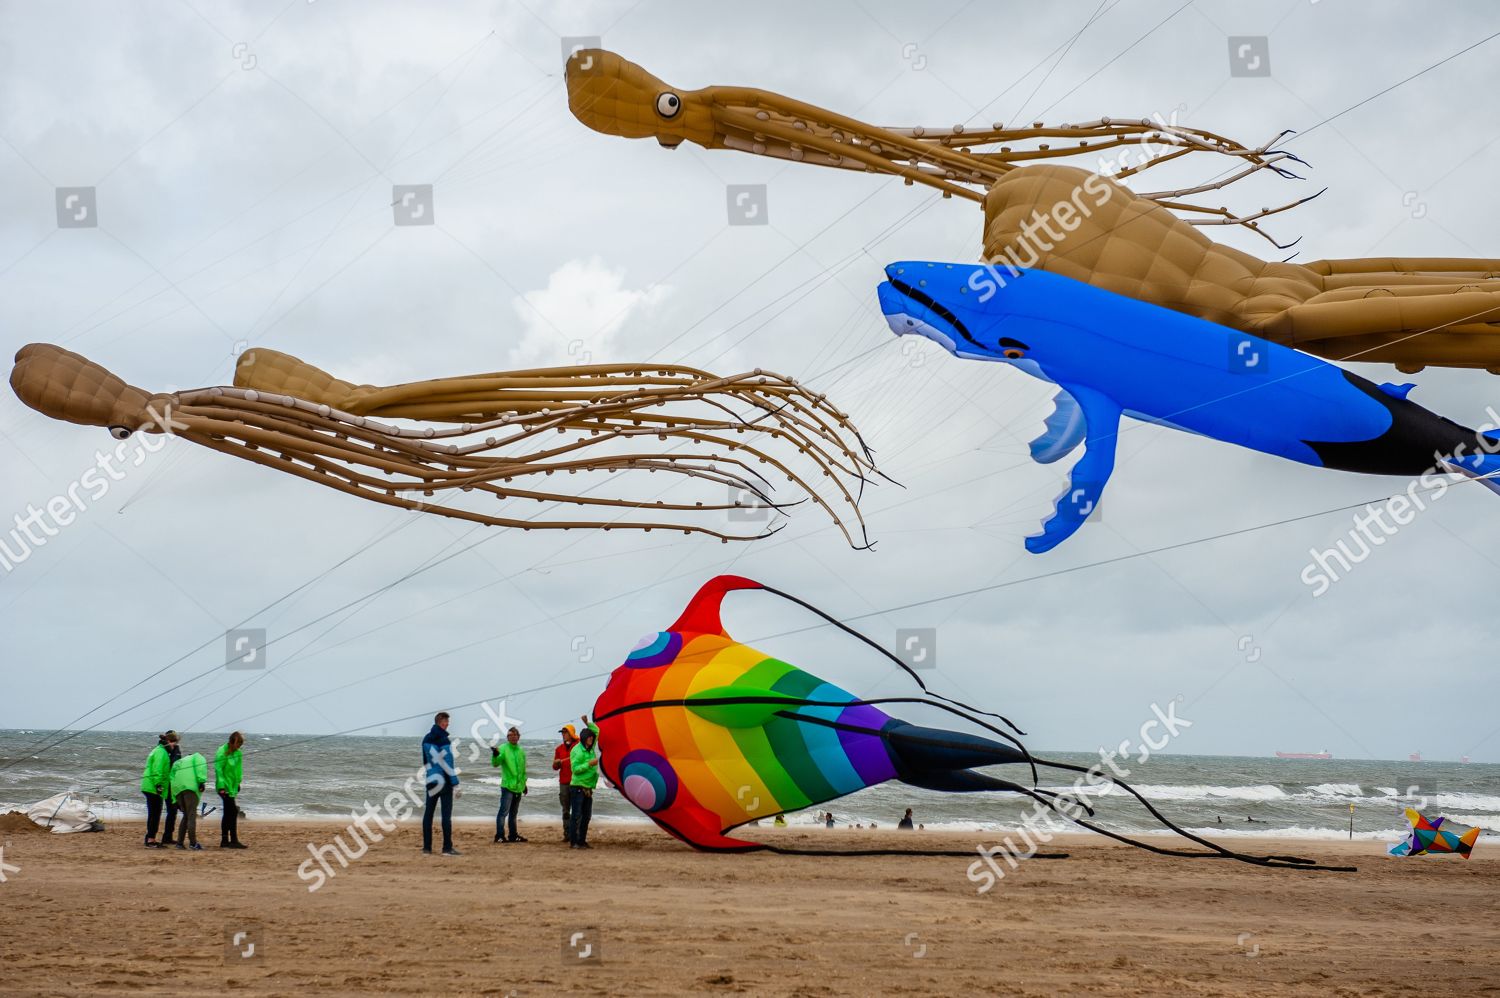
[1444,438,1500,497]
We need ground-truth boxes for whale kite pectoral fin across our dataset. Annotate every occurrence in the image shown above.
[1379,382,1417,401]
[1029,389,1087,464]
[1026,385,1121,554]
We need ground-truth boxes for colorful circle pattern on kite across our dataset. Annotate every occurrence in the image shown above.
[619,749,678,813]
[625,631,681,669]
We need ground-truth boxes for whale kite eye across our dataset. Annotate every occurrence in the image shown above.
[998,337,1030,360]
[656,92,682,119]
[108,425,133,440]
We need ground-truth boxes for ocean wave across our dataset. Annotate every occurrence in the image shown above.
[1124,784,1289,802]
[1434,792,1500,812]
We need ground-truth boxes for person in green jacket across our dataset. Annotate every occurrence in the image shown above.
[163,732,184,845]
[140,730,175,847]
[215,731,246,849]
[490,726,528,843]
[567,715,600,849]
[169,746,209,851]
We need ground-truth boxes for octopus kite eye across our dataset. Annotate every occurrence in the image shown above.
[108,425,133,440]
[1003,348,1025,360]
[656,92,682,119]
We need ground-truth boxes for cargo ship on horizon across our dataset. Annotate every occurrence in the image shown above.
[1274,749,1333,760]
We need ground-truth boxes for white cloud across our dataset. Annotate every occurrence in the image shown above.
[506,256,669,368]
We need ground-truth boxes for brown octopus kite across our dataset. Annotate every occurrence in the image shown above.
[9,344,882,545]
[566,49,1500,374]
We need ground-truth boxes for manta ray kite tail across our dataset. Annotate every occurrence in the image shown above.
[877,261,1500,554]
[592,576,1356,871]
[9,344,884,545]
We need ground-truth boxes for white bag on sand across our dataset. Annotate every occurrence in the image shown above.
[24,792,105,833]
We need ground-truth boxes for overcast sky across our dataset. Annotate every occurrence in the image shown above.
[1,0,1497,764]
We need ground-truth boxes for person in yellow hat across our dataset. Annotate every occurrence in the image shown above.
[552,724,579,841]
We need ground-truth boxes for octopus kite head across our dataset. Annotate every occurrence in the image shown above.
[878,262,1052,379]
[565,48,717,148]
[10,343,175,438]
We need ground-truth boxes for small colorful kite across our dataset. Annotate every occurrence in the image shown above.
[1388,808,1481,858]
[593,575,1353,871]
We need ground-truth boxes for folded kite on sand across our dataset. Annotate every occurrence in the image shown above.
[1388,808,1481,858]
[9,344,884,545]
[0,793,107,833]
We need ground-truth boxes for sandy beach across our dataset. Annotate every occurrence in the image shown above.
[0,816,1495,996]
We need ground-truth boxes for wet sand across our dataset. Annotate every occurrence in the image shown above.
[0,816,1496,996]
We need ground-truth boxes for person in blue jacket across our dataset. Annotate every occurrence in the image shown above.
[421,711,461,856]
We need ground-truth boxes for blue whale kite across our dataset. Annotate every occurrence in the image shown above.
[876,261,1500,553]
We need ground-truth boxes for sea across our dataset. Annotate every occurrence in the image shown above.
[2,729,1496,843]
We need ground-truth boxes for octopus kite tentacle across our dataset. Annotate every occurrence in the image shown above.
[9,344,886,545]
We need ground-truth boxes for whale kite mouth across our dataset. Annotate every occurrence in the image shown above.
[878,271,982,352]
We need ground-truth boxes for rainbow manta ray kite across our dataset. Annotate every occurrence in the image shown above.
[592,575,1353,871]
[1388,808,1481,858]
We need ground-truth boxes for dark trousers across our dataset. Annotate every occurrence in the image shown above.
[143,792,164,842]
[175,791,199,846]
[497,788,521,840]
[559,785,571,830]
[567,786,593,845]
[219,791,240,845]
[422,781,454,852]
[164,796,180,843]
